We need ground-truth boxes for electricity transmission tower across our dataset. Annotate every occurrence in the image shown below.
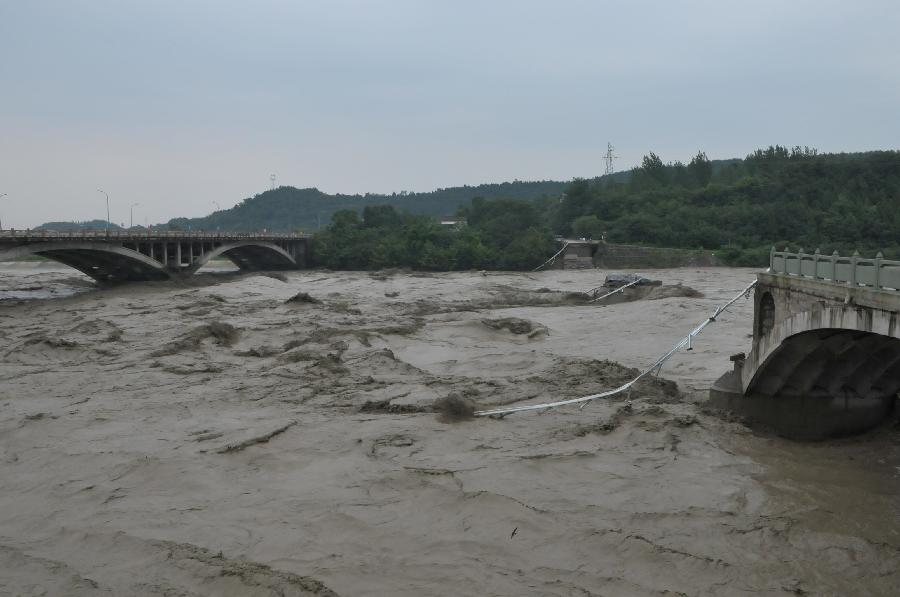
[604,142,618,176]
[270,174,277,190]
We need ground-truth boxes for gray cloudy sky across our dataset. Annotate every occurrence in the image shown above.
[1,1,898,228]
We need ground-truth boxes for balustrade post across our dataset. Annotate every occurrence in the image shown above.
[875,252,883,290]
[850,250,860,287]
[831,250,839,282]
[813,248,821,280]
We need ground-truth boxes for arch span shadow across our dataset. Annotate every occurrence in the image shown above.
[0,242,170,283]
[189,241,297,274]
[713,324,900,439]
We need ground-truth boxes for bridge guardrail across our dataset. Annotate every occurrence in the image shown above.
[770,248,900,291]
[0,230,309,241]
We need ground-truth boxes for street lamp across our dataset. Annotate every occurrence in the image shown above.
[0,193,6,230]
[97,189,110,234]
[130,202,140,229]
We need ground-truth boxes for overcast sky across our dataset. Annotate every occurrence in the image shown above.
[1,1,898,228]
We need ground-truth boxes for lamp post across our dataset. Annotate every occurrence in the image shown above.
[97,189,110,234]
[0,193,6,230]
[130,202,140,229]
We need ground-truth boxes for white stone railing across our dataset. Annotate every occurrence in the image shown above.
[770,248,900,291]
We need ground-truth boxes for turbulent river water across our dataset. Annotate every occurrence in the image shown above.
[0,264,898,596]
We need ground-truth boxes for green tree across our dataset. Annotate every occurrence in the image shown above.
[638,152,668,186]
[688,151,712,186]
[571,215,605,239]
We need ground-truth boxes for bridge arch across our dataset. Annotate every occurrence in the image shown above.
[735,305,900,438]
[189,241,297,273]
[742,305,900,395]
[0,241,170,282]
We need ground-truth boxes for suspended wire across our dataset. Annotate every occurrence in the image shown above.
[474,279,758,417]
[533,242,569,271]
[587,278,641,303]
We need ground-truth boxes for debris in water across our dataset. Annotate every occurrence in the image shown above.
[216,421,297,454]
[434,393,476,423]
[151,321,239,356]
[285,292,321,304]
[481,317,548,337]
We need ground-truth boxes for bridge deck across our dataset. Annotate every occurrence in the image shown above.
[0,230,309,242]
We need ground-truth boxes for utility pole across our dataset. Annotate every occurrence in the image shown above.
[97,189,110,234]
[130,202,140,229]
[0,193,6,230]
[604,142,618,176]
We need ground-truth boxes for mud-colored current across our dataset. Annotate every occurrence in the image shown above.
[0,265,898,596]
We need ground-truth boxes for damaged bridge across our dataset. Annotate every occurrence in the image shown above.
[0,230,309,282]
[712,248,900,439]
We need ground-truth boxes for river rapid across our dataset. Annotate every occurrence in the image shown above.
[0,265,898,596]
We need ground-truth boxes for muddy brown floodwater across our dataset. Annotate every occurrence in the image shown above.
[1,265,898,596]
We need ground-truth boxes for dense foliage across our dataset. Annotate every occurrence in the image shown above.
[314,148,900,270]
[313,200,556,270]
[549,148,900,265]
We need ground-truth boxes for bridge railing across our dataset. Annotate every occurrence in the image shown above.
[770,248,900,291]
[0,229,309,241]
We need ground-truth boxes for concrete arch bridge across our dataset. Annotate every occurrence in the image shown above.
[0,230,309,282]
[712,249,900,439]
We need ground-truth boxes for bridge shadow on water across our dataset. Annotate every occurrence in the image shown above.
[711,369,899,441]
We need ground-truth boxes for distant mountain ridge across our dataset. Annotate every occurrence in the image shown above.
[166,180,569,233]
[29,157,767,233]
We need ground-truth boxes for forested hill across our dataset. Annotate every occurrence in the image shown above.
[554,148,900,265]
[310,148,900,271]
[166,180,568,232]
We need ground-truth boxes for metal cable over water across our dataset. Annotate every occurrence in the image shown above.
[532,242,569,271]
[587,278,641,303]
[474,279,758,417]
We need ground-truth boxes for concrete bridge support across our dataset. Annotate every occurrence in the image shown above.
[710,250,900,439]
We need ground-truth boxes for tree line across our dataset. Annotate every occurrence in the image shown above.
[313,200,556,270]
[314,148,900,270]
